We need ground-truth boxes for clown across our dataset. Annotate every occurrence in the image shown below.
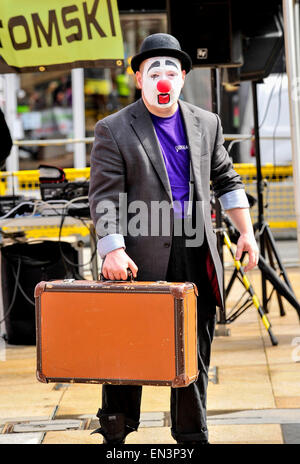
[89,33,259,445]
[135,56,185,114]
[131,33,192,117]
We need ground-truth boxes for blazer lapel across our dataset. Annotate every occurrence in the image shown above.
[130,99,173,202]
[179,100,204,200]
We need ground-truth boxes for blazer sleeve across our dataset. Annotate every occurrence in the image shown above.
[88,120,126,257]
[210,114,249,208]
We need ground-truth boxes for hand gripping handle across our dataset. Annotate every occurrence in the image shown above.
[99,268,134,282]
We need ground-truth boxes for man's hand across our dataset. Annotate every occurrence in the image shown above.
[101,248,138,281]
[225,207,259,273]
[235,232,259,272]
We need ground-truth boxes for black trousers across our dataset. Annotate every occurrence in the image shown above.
[99,231,217,443]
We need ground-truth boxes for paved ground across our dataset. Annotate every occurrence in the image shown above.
[1,242,300,445]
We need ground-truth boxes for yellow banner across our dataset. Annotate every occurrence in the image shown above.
[0,0,124,72]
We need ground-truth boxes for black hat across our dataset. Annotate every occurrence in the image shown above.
[131,33,192,74]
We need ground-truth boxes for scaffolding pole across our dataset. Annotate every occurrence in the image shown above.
[3,74,19,173]
[71,68,86,169]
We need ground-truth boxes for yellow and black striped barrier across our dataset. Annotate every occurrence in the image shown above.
[223,230,278,346]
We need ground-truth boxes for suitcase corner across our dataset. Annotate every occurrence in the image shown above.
[36,369,48,383]
[34,281,47,298]
[171,372,198,388]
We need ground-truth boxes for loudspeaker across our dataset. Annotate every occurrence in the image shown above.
[239,11,284,82]
[222,3,284,84]
[0,241,79,345]
[167,0,243,68]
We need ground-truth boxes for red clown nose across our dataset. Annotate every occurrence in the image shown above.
[157,80,171,93]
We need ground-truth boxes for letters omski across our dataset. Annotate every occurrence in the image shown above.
[0,0,116,50]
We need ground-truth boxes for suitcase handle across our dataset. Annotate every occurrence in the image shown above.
[99,268,134,282]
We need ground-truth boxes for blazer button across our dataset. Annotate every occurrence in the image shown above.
[164,242,170,248]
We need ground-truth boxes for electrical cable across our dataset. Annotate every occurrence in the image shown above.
[28,199,69,218]
[10,262,35,306]
[259,73,282,129]
[0,199,68,230]
[227,73,283,157]
[0,201,36,220]
[0,239,83,323]
[58,211,97,270]
[0,192,95,329]
[0,195,95,278]
[0,256,21,324]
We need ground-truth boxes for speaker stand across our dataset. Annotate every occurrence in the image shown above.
[251,79,298,315]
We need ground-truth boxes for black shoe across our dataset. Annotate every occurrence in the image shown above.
[91,413,126,444]
[103,435,125,445]
[91,427,125,444]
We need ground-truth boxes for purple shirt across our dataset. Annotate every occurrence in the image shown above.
[151,107,190,218]
[97,105,250,258]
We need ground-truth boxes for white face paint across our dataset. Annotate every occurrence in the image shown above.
[141,56,184,109]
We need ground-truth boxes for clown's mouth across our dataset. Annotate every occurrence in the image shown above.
[158,94,170,104]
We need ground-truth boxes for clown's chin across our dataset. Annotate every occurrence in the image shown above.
[158,94,170,105]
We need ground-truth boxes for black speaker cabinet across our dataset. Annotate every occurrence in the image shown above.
[167,0,243,68]
[222,2,284,84]
[239,10,284,82]
[0,241,79,345]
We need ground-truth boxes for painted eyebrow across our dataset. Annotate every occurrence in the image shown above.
[165,60,178,69]
[147,61,161,74]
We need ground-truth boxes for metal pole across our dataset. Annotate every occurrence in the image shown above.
[283,0,300,262]
[251,82,265,228]
[3,74,19,172]
[251,81,268,310]
[71,68,86,168]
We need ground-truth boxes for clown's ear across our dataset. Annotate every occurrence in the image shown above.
[135,72,143,90]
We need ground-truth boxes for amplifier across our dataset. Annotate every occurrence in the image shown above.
[40,181,89,202]
[0,241,80,345]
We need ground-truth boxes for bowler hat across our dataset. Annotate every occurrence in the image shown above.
[131,33,192,74]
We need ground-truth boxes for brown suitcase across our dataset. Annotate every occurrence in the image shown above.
[35,279,199,388]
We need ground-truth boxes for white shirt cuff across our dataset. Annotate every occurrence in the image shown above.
[97,234,125,259]
[219,189,250,210]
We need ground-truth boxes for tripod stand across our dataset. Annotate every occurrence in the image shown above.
[251,80,300,317]
[221,225,278,346]
[210,71,300,331]
[221,207,300,324]
[212,202,300,346]
[211,194,278,345]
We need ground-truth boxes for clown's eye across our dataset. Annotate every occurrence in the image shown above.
[150,73,159,80]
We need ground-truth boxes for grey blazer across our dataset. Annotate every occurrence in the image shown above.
[89,98,248,307]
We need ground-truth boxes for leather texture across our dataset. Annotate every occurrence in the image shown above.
[36,279,198,387]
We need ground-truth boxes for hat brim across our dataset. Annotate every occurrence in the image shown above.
[131,48,192,74]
